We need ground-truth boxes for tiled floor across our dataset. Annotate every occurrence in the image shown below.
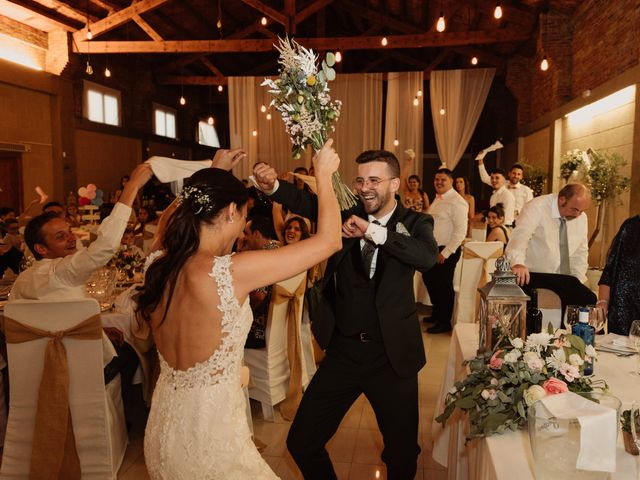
[117,321,451,480]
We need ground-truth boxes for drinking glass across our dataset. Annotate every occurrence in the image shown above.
[565,305,580,329]
[86,267,117,311]
[587,305,606,334]
[631,401,640,452]
[629,320,640,375]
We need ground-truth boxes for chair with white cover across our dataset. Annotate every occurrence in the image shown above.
[1,299,128,479]
[244,271,312,422]
[142,223,158,254]
[452,241,504,325]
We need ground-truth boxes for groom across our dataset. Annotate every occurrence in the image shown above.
[254,150,438,479]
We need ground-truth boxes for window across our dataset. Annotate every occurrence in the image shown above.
[83,80,121,126]
[198,121,220,148]
[154,104,177,139]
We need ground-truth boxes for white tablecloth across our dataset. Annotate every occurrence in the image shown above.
[432,323,640,480]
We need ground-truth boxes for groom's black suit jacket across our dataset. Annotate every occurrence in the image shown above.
[271,181,438,378]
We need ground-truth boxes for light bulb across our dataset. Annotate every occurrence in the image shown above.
[179,96,186,105]
[540,56,549,71]
[216,18,222,29]
[439,108,446,115]
[381,37,388,46]
[494,4,503,19]
[260,104,266,113]
[471,56,478,65]
[436,14,446,32]
[252,130,258,137]
[335,51,342,62]
[217,85,224,92]
[104,67,111,77]
[208,116,214,125]
[417,90,423,97]
[260,16,267,26]
[85,62,93,75]
[413,97,419,106]
[266,113,272,120]
[86,30,93,40]
[393,139,399,146]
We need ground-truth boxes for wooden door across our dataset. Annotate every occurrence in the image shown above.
[0,153,23,211]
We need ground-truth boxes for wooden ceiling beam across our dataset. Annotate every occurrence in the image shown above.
[424,49,451,75]
[132,13,163,40]
[74,29,531,53]
[89,0,116,14]
[6,0,83,30]
[159,75,227,85]
[295,0,335,25]
[341,0,423,34]
[451,46,505,67]
[200,57,223,77]
[73,0,169,43]
[237,0,287,27]
[31,0,99,23]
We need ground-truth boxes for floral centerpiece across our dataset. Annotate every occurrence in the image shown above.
[109,246,144,280]
[436,326,605,439]
[519,162,547,197]
[262,37,357,210]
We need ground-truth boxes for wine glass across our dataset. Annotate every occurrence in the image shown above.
[587,305,607,334]
[629,320,640,375]
[565,305,580,330]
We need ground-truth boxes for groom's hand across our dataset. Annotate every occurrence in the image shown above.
[342,215,368,238]
[253,162,278,192]
[212,148,247,171]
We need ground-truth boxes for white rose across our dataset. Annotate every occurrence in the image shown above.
[524,352,545,371]
[524,385,547,406]
[504,351,520,363]
[481,389,490,400]
[559,363,581,382]
[569,353,584,366]
[449,386,458,395]
[585,345,597,358]
[510,337,524,349]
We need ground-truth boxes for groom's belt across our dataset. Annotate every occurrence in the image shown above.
[344,332,373,343]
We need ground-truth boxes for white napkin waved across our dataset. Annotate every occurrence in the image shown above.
[145,156,212,183]
[539,391,617,472]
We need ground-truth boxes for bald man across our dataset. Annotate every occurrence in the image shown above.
[505,183,597,322]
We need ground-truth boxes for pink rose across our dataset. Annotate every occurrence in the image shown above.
[542,377,568,395]
[489,350,504,370]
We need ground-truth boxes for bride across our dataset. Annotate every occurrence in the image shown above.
[136,140,342,479]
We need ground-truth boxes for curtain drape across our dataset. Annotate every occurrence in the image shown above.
[383,72,424,179]
[228,74,383,183]
[429,68,495,170]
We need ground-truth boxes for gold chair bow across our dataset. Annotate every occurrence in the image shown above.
[4,314,102,480]
[463,245,503,322]
[269,278,306,421]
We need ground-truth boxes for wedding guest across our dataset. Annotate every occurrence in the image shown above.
[400,152,429,212]
[486,204,509,247]
[42,201,65,218]
[476,159,516,226]
[254,149,438,479]
[293,166,310,190]
[505,183,596,319]
[282,216,310,245]
[455,176,475,221]
[0,219,24,275]
[597,215,640,335]
[243,216,280,251]
[110,175,130,204]
[120,228,145,258]
[0,208,16,236]
[423,168,468,334]
[133,206,158,236]
[65,204,82,227]
[506,164,534,219]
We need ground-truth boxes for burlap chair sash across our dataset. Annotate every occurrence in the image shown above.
[4,314,103,480]
[463,245,503,289]
[268,278,306,421]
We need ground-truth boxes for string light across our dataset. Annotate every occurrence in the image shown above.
[104,66,111,77]
[381,37,388,46]
[85,61,93,75]
[540,56,549,71]
[86,29,93,40]
[413,97,419,106]
[393,139,399,146]
[208,116,214,125]
[179,84,186,105]
[260,16,267,26]
[471,56,478,65]
[335,51,342,62]
[252,129,258,137]
[494,2,503,20]
[218,85,224,92]
[260,104,267,113]
[266,113,272,120]
[436,13,446,32]
[417,90,423,97]
[439,108,446,115]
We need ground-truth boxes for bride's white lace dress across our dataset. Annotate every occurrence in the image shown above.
[144,255,279,479]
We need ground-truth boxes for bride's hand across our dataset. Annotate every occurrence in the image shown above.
[212,148,247,171]
[313,139,339,178]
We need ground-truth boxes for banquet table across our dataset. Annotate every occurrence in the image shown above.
[431,323,640,480]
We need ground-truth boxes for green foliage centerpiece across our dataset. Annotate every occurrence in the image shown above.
[262,37,357,210]
[436,326,605,440]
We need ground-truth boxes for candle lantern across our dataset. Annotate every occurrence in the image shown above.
[478,256,530,354]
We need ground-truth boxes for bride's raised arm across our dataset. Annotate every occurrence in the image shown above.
[233,139,342,297]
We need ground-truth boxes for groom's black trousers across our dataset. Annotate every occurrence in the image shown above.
[286,334,420,480]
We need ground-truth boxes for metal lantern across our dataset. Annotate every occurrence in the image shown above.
[478,256,530,354]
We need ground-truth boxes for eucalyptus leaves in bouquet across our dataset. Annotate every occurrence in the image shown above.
[262,37,357,209]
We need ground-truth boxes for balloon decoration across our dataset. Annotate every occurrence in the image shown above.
[77,183,104,206]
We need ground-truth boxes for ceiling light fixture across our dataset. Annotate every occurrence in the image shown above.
[540,56,549,71]
[104,66,111,77]
[439,108,446,115]
[381,37,388,46]
[413,97,419,106]
[393,139,399,146]
[218,85,224,92]
[266,113,272,120]
[208,116,214,125]
[494,2,503,20]
[335,51,342,62]
[436,13,446,32]
[260,104,266,113]
[417,90,423,97]
[252,129,258,137]
[260,16,267,26]
[471,56,478,65]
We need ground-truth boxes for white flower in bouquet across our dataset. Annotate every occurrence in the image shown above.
[524,385,547,406]
[559,363,581,382]
[504,350,521,363]
[569,353,585,366]
[585,344,597,359]
[510,337,524,349]
[525,332,554,352]
[523,351,545,371]
[546,348,567,370]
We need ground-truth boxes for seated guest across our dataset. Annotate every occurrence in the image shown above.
[505,183,596,321]
[241,216,280,349]
[0,219,25,275]
[119,228,145,258]
[0,208,16,237]
[486,204,509,248]
[399,152,429,213]
[10,164,152,418]
[476,159,516,226]
[133,206,158,236]
[65,204,81,227]
[42,201,65,217]
[597,215,640,335]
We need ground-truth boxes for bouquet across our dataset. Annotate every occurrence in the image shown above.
[262,37,357,210]
[436,326,606,439]
[109,246,144,279]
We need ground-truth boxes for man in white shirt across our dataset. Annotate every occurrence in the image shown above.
[476,161,516,226]
[505,164,534,219]
[423,168,468,334]
[505,183,597,320]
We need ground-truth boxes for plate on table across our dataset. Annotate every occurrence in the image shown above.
[596,337,636,355]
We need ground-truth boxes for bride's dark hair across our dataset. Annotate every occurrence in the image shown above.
[135,168,249,324]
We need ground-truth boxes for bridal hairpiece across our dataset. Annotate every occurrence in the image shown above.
[178,185,212,215]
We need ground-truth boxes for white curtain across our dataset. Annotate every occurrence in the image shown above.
[384,72,424,179]
[429,68,495,170]
[228,74,383,183]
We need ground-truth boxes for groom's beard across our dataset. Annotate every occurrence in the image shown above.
[359,189,391,215]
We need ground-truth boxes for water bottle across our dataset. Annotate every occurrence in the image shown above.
[572,307,595,375]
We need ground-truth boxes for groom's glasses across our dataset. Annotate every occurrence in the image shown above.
[353,177,396,189]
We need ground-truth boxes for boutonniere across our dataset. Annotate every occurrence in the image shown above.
[395,222,410,236]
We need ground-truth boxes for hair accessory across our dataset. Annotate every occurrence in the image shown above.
[178,185,212,215]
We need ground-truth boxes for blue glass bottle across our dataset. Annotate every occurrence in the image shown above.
[572,308,595,375]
